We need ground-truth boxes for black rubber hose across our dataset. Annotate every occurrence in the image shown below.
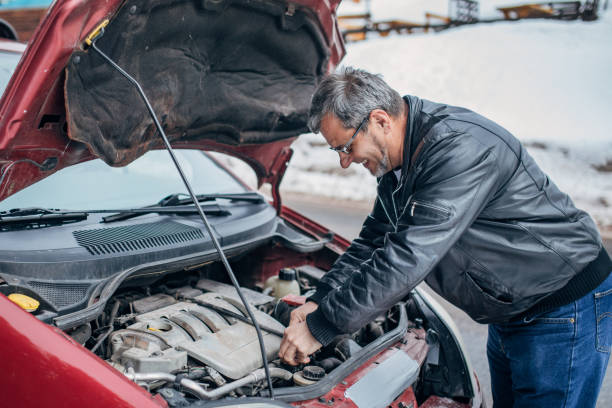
[91,300,120,354]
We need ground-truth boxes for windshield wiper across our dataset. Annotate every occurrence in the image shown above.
[99,204,229,223]
[159,192,264,206]
[0,201,237,229]
[0,193,262,228]
[101,192,264,223]
[0,208,88,230]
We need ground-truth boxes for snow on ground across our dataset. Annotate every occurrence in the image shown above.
[227,3,612,230]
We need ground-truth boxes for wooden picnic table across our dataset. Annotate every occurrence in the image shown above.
[498,4,556,19]
[497,2,581,20]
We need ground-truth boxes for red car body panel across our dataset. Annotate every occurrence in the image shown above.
[0,293,167,407]
[0,0,345,202]
[294,328,428,407]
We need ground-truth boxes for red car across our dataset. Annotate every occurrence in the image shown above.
[0,1,483,407]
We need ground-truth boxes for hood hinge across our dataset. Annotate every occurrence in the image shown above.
[265,146,293,214]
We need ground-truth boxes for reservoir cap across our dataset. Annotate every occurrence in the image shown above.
[302,365,325,381]
[279,268,297,281]
[8,293,40,312]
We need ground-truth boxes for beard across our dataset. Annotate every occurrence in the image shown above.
[372,149,390,177]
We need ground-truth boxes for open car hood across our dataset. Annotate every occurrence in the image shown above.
[0,0,344,200]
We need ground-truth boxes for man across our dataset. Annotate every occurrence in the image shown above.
[278,67,612,407]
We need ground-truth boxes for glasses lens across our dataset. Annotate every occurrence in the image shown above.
[329,115,368,154]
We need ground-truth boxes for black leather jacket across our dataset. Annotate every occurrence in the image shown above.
[307,95,612,346]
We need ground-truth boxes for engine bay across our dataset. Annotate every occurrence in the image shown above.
[74,259,411,404]
[0,206,477,407]
[0,214,478,407]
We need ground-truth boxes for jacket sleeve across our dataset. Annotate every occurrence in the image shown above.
[308,197,394,304]
[307,134,502,346]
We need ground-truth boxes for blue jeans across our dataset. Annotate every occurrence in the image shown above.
[487,271,612,408]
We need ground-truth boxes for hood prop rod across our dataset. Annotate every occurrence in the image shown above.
[87,26,275,398]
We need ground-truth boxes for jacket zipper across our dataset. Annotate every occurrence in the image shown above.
[379,199,397,229]
[410,200,450,217]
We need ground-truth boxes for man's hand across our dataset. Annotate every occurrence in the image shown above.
[278,320,322,366]
[289,301,318,326]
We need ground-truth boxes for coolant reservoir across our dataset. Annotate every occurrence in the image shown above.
[264,268,300,299]
[8,293,39,312]
[275,268,301,298]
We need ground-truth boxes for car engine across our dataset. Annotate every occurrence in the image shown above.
[107,287,284,380]
[79,266,405,403]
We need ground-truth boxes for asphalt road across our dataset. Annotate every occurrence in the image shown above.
[284,194,612,408]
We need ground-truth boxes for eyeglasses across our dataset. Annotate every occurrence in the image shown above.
[329,115,369,155]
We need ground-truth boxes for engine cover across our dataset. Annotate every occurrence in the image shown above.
[109,292,284,379]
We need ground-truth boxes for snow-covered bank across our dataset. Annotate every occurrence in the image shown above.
[283,8,612,229]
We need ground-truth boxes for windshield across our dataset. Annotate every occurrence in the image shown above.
[0,150,247,211]
[0,50,21,97]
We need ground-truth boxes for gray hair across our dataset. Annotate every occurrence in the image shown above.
[308,67,404,133]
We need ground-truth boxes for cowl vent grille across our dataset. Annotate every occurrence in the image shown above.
[27,281,92,309]
[73,221,205,255]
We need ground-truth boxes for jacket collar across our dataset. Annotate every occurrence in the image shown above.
[375,95,424,222]
[401,95,426,179]
[378,95,423,187]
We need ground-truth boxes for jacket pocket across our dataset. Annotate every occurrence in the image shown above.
[458,268,518,323]
[465,270,513,305]
[455,243,514,304]
[595,286,612,353]
[408,200,450,224]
